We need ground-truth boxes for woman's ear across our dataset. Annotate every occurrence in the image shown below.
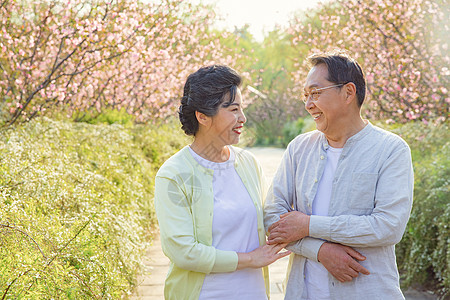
[195,111,210,127]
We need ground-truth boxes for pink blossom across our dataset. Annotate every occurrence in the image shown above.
[287,0,447,123]
[158,49,170,60]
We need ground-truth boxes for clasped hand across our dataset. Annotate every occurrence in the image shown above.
[267,211,310,245]
[268,211,371,283]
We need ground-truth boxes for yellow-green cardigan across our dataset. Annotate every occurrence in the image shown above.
[155,146,270,300]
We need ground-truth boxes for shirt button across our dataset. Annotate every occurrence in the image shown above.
[314,178,318,183]
[320,155,324,160]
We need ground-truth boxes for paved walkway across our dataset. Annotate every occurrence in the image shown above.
[131,147,436,300]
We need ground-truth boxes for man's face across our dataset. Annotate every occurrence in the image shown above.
[303,64,347,136]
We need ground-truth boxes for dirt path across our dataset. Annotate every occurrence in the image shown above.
[131,147,436,300]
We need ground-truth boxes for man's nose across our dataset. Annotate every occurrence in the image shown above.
[305,97,316,110]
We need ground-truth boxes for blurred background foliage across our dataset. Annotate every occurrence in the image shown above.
[389,122,449,297]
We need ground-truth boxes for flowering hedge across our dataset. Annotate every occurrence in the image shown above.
[0,117,187,298]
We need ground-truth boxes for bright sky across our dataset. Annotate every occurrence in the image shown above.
[190,0,324,41]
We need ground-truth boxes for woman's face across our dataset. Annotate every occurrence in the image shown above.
[209,88,246,146]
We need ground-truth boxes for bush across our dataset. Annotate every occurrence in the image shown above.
[249,117,312,148]
[386,121,449,298]
[0,117,187,299]
[245,91,305,148]
[281,118,305,147]
[72,108,136,126]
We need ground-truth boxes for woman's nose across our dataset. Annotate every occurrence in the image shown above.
[239,111,247,124]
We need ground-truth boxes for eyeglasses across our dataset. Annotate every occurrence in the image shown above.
[302,83,346,104]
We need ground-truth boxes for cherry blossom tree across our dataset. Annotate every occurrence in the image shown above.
[0,0,235,125]
[287,0,449,123]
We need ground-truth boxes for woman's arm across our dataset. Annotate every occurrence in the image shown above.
[155,175,290,273]
[155,175,238,273]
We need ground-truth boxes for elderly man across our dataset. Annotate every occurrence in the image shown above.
[264,52,413,300]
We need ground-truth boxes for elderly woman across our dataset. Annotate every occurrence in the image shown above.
[154,65,289,300]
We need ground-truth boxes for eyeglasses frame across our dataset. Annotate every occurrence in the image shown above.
[302,83,348,104]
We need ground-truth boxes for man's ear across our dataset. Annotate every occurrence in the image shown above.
[344,82,357,104]
[195,111,210,127]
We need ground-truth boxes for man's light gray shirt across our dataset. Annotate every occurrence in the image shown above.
[264,122,414,300]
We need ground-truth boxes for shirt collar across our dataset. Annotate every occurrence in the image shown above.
[346,120,373,146]
[320,120,373,150]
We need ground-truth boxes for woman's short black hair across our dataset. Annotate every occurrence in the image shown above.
[178,65,242,136]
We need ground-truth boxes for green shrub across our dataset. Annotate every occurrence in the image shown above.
[251,118,285,147]
[72,108,136,126]
[249,117,312,147]
[385,121,449,298]
[282,118,305,147]
[300,117,316,134]
[0,117,187,299]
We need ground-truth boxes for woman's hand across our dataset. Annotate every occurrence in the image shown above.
[237,243,291,270]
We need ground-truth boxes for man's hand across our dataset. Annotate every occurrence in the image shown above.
[267,211,310,245]
[318,242,370,282]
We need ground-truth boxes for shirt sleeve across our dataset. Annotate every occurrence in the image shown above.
[154,174,238,273]
[264,147,295,232]
[285,238,326,262]
[264,146,325,260]
[309,144,414,247]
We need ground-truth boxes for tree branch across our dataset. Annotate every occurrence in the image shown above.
[0,223,47,259]
[23,217,94,295]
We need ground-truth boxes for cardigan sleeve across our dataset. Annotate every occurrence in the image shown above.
[154,173,238,274]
